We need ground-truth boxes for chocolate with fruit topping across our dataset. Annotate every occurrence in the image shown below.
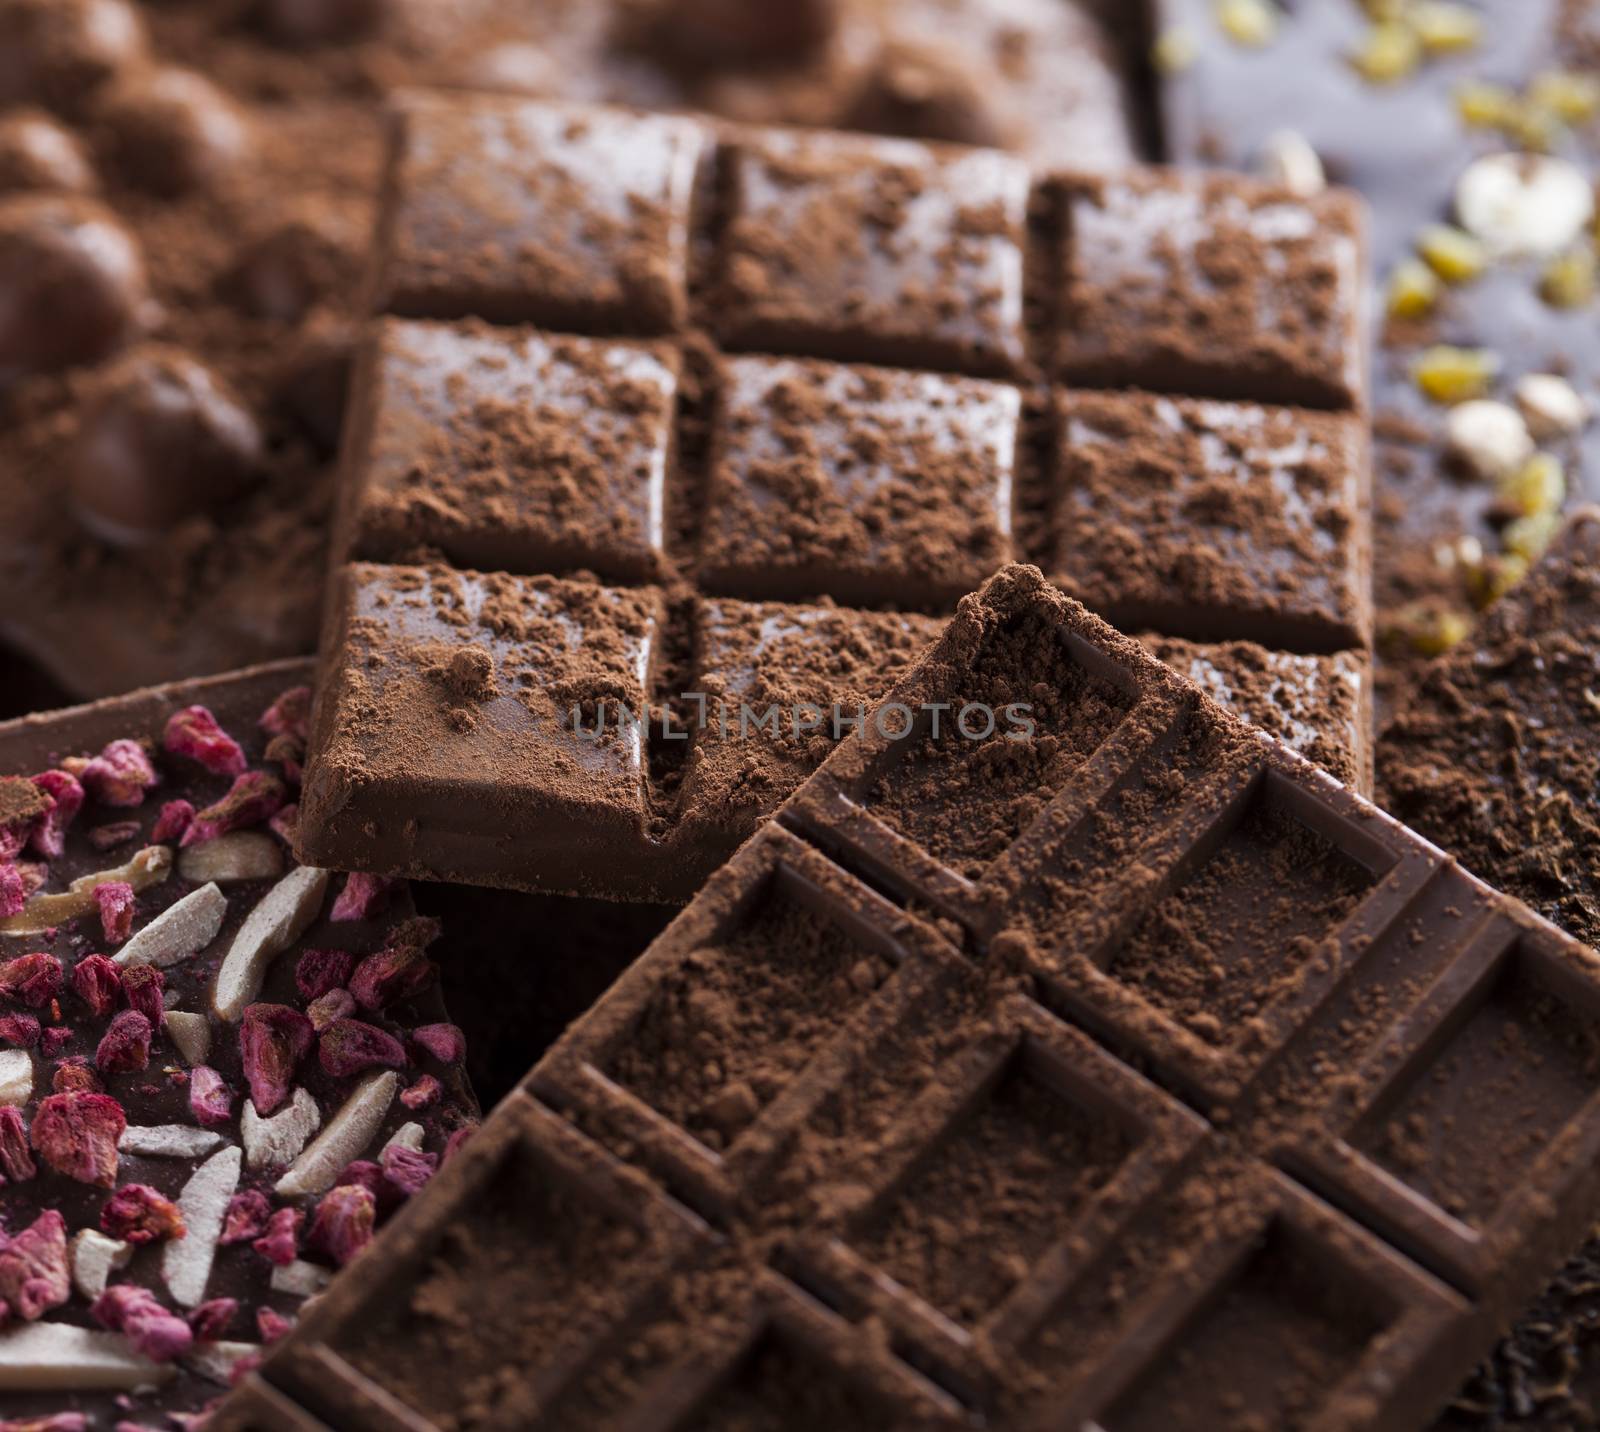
[227,565,1600,1432]
[299,92,1373,903]
[0,660,477,1428]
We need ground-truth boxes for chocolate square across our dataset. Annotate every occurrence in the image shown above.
[375,94,704,331]
[1058,170,1366,409]
[1054,391,1371,653]
[717,129,1030,375]
[338,318,678,580]
[697,356,1019,605]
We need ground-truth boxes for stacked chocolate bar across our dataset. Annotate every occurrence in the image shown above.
[296,91,1376,903]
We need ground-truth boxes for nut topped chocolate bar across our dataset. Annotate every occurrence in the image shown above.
[299,92,1375,904]
[0,662,477,1427]
[226,565,1600,1432]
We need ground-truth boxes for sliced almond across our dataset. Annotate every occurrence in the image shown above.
[213,867,329,1021]
[0,1049,33,1106]
[164,1010,212,1066]
[185,1339,260,1388]
[114,882,228,970]
[275,1070,398,1200]
[241,1086,320,1171]
[0,1322,175,1391]
[162,1144,242,1308]
[70,1230,133,1301]
[270,1259,332,1298]
[118,1125,226,1159]
[0,846,171,938]
[178,832,284,886]
[382,1121,425,1155]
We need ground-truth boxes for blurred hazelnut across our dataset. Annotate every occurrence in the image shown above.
[0,111,96,195]
[845,39,1008,149]
[226,212,354,323]
[96,68,249,197]
[0,0,147,116]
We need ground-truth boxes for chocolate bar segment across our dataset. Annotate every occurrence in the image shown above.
[239,564,1600,1430]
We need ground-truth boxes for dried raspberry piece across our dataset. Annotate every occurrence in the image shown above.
[181,771,286,847]
[51,1057,101,1094]
[443,1124,477,1163]
[349,943,435,1012]
[259,686,312,743]
[400,1074,441,1111]
[163,706,246,778]
[30,1090,125,1185]
[0,1108,35,1182]
[257,1306,293,1344]
[101,1183,186,1245]
[95,1010,152,1074]
[252,1206,301,1267]
[0,1210,69,1324]
[121,963,164,1028]
[28,770,84,859]
[70,954,122,1016]
[332,1159,390,1213]
[329,873,398,923]
[294,947,353,1002]
[150,799,196,844]
[220,1190,271,1245]
[267,802,299,846]
[319,1019,406,1078]
[88,821,142,852]
[75,740,159,808]
[239,1003,313,1115]
[307,987,356,1032]
[412,1023,466,1064]
[95,881,135,944]
[187,1296,237,1342]
[0,864,23,919]
[381,1143,437,1200]
[0,1014,39,1049]
[0,954,63,1008]
[92,1283,193,1362]
[263,733,305,786]
[307,1184,374,1266]
[39,1027,72,1059]
[189,1065,233,1127]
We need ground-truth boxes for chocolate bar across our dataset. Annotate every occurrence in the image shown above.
[0,661,477,1426]
[0,0,1134,704]
[223,564,1600,1431]
[297,92,1373,903]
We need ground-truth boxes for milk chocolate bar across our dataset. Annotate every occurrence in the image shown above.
[0,661,477,1426]
[297,92,1373,903]
[224,564,1600,1431]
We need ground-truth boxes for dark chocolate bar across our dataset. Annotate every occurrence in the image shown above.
[297,92,1374,903]
[0,661,477,1426]
[223,564,1600,1431]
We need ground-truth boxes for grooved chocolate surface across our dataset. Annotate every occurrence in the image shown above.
[300,93,1374,904]
[230,565,1600,1432]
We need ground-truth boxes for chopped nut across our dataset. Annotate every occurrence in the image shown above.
[1497,452,1566,516]
[1414,345,1499,404]
[1504,510,1563,562]
[114,881,227,970]
[1217,0,1278,47]
[239,1003,314,1116]
[1387,603,1474,656]
[275,1070,399,1199]
[219,1190,271,1245]
[70,954,122,1017]
[186,1338,259,1386]
[381,1121,425,1155]
[319,1018,406,1078]
[95,1010,152,1074]
[213,866,330,1022]
[295,947,353,1002]
[162,1144,242,1308]
[0,1050,33,1106]
[1416,223,1488,283]
[1515,373,1590,437]
[1152,27,1198,74]
[269,1259,329,1297]
[101,1183,186,1245]
[92,1284,193,1362]
[1259,130,1325,197]
[1456,152,1595,257]
[0,1321,175,1390]
[241,1085,320,1170]
[164,1010,211,1066]
[177,831,283,886]
[1445,399,1533,479]
[122,963,164,1027]
[150,800,195,844]
[1529,69,1600,125]
[2,845,171,938]
[411,1023,465,1064]
[188,1066,233,1128]
[30,1090,125,1185]
[1411,1,1481,51]
[118,1124,225,1159]
[0,1211,69,1323]
[163,707,246,778]
[70,1229,132,1301]
[1541,246,1597,307]
[0,1107,33,1181]
[1351,20,1419,83]
[307,1184,374,1266]
[182,772,286,848]
[1385,258,1441,319]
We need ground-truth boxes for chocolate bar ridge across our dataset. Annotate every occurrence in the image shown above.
[230,564,1600,1431]
[298,92,1377,903]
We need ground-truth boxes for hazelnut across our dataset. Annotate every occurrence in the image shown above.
[0,111,96,195]
[95,67,249,198]
[0,0,147,117]
[0,194,149,378]
[69,346,264,547]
